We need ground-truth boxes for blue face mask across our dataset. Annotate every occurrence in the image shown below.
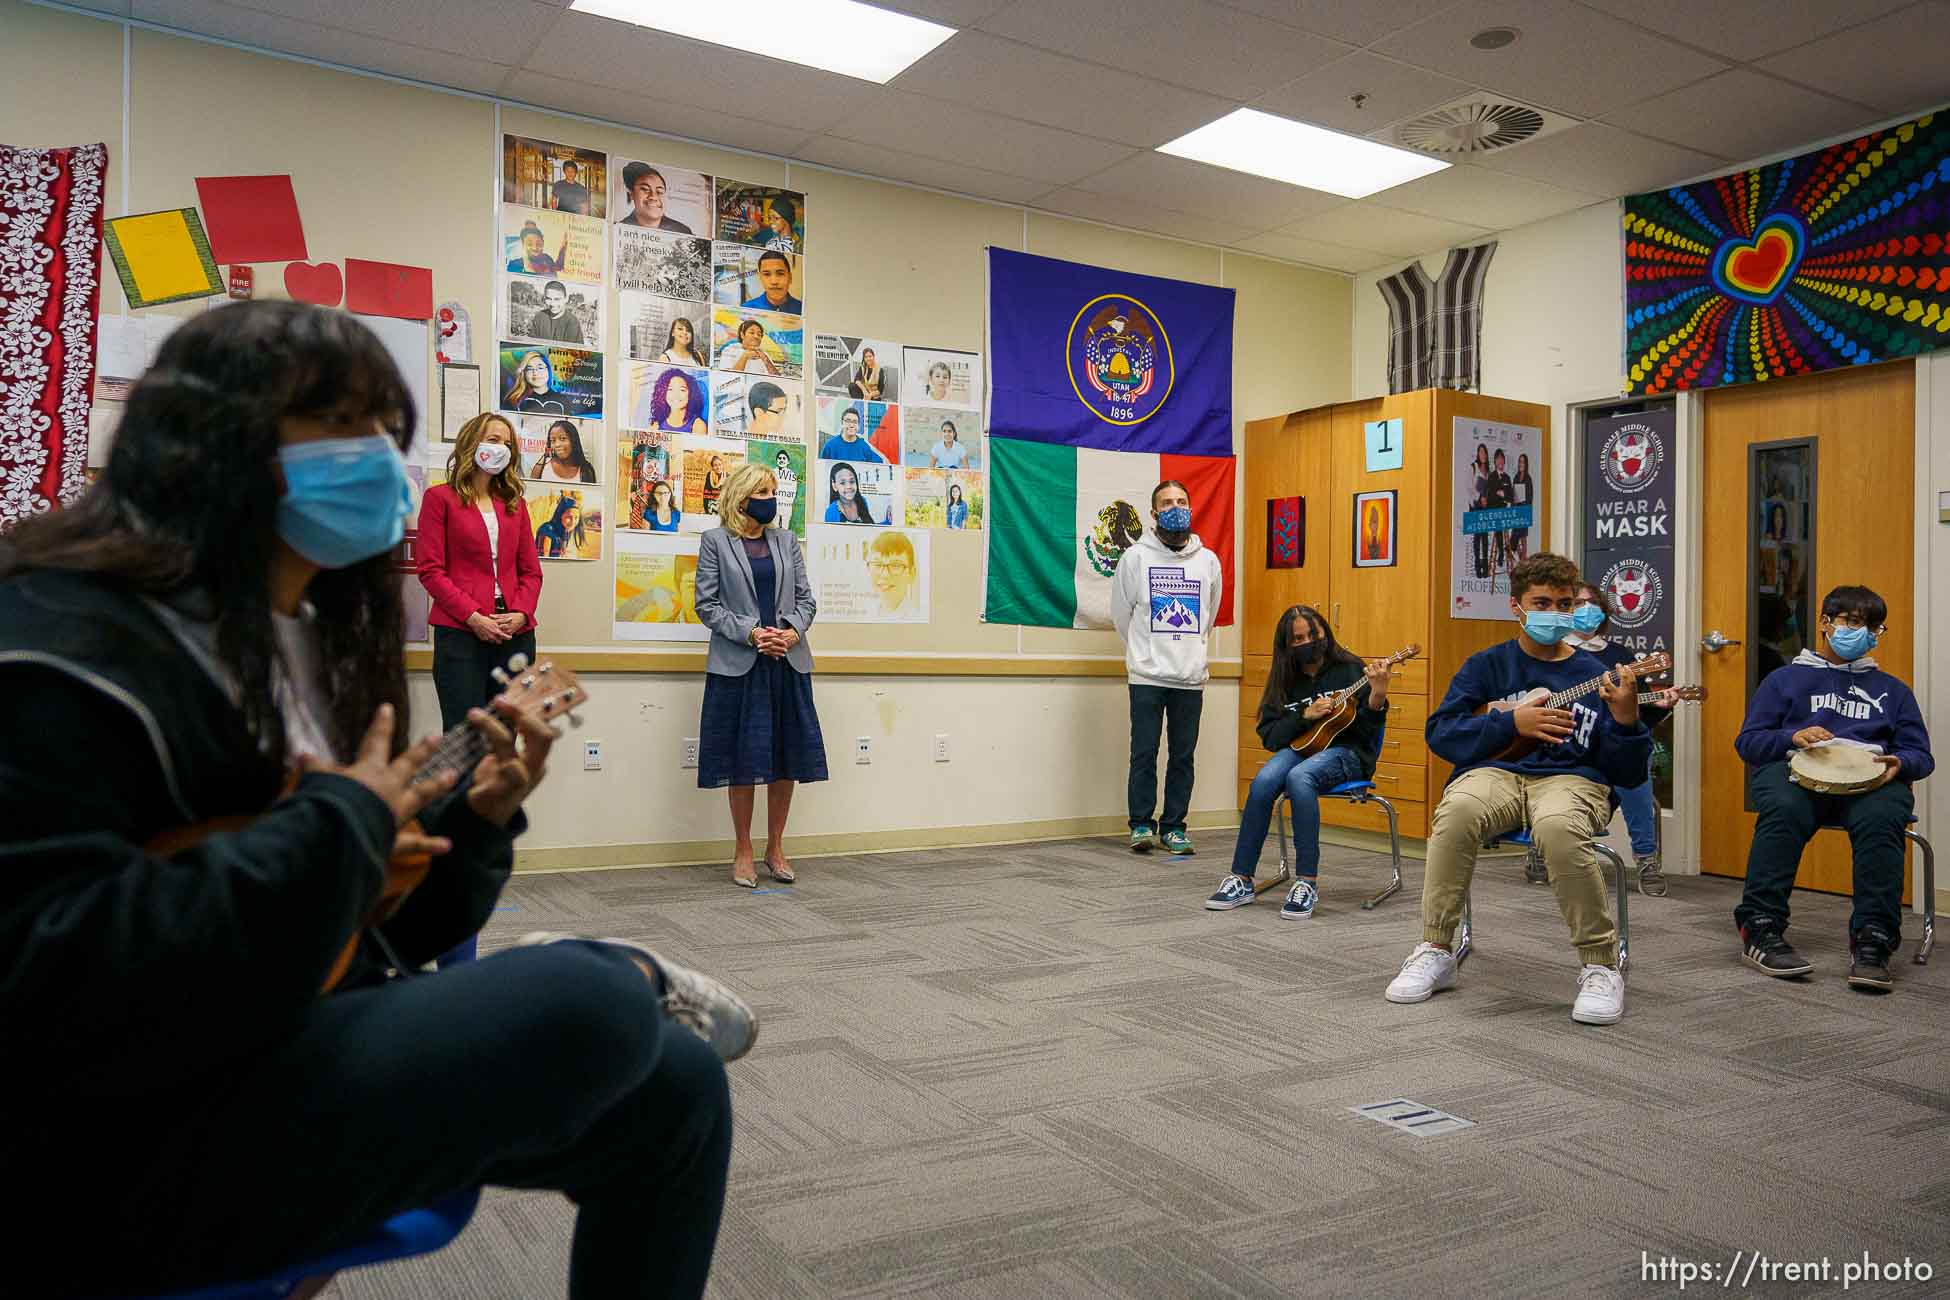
[276,435,413,569]
[1827,623,1876,661]
[1571,602,1606,635]
[1157,505,1192,533]
[745,496,778,526]
[1522,610,1575,645]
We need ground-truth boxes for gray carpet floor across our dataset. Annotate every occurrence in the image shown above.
[327,836,1950,1299]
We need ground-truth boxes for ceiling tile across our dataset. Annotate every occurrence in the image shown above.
[1034,187,1260,246]
[792,135,1052,204]
[1254,51,1475,135]
[979,0,1353,99]
[826,90,1135,185]
[1579,0,1912,61]
[58,0,131,14]
[199,0,561,65]
[871,0,1016,24]
[1371,0,1727,119]
[134,0,515,95]
[1758,2,1950,117]
[524,11,886,135]
[1367,163,1600,231]
[1470,122,1727,197]
[501,70,812,156]
[1069,150,1345,229]
[890,31,1235,148]
[1215,0,1459,46]
[1610,69,1883,165]
[1232,229,1385,271]
[1274,203,1492,256]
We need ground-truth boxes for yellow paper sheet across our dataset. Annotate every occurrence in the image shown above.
[105,209,221,307]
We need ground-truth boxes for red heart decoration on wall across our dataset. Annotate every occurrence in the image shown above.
[284,261,343,307]
[1725,230,1792,296]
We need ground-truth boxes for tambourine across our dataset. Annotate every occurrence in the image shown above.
[1787,744,1886,795]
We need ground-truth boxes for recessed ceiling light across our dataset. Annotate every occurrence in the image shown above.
[1156,108,1449,200]
[568,0,957,84]
[1469,27,1520,50]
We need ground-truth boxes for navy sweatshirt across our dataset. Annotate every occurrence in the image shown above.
[1734,651,1934,779]
[1255,657,1389,775]
[1426,639,1653,789]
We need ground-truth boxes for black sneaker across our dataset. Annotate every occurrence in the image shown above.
[1847,928,1896,993]
[1740,921,1814,978]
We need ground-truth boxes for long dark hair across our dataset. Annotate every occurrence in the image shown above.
[1257,604,1361,718]
[531,419,596,482]
[0,301,414,769]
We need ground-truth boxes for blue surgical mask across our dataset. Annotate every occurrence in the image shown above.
[1827,623,1876,661]
[1571,602,1606,635]
[276,435,413,569]
[1523,610,1575,645]
[745,496,778,526]
[1157,505,1192,533]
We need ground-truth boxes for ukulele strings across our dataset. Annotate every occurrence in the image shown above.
[408,681,584,785]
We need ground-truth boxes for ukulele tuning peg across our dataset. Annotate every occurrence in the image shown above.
[565,712,584,729]
[489,667,511,686]
[537,664,553,676]
[507,653,530,672]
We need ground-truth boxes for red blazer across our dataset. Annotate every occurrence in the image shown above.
[416,482,543,632]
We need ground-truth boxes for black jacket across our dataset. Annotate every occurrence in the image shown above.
[1254,657,1389,775]
[0,569,520,1104]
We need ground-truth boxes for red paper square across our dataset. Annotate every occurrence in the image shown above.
[345,258,433,320]
[194,175,307,264]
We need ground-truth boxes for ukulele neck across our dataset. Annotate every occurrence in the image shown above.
[414,723,488,784]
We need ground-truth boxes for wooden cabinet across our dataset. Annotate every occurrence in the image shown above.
[1239,388,1552,840]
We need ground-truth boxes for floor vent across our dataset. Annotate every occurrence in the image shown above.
[1352,1098,1476,1137]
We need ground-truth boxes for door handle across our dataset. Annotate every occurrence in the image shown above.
[1700,630,1742,653]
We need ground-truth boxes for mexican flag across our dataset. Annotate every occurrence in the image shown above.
[984,436,1234,629]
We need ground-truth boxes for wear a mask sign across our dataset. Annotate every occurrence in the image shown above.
[1581,408,1675,656]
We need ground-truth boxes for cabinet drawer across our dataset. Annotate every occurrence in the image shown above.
[1343,651,1428,696]
[1366,760,1426,802]
[1374,729,1427,769]
[1322,794,1428,839]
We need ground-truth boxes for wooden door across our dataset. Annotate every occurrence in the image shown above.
[1699,362,1914,898]
[1327,394,1429,662]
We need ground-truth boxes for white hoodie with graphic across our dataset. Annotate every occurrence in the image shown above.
[1111,529,1224,689]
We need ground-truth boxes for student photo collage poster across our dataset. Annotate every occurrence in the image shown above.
[812,337,985,535]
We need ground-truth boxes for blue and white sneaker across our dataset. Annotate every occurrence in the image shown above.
[1203,873,1256,910]
[1280,878,1318,920]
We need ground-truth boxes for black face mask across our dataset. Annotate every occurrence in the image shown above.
[1291,641,1324,665]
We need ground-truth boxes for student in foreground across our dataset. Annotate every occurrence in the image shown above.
[0,303,748,1300]
[1385,553,1651,1024]
[1207,604,1390,917]
[1111,480,1224,857]
[1731,584,1933,991]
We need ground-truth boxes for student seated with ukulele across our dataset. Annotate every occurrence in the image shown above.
[0,302,749,1300]
[1385,553,1654,1025]
[1732,584,1933,992]
[1205,604,1393,919]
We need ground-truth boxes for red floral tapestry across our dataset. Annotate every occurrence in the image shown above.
[1,143,106,528]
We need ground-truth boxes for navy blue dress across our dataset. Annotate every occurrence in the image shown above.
[697,535,829,788]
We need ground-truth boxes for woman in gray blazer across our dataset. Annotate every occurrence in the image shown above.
[693,462,827,887]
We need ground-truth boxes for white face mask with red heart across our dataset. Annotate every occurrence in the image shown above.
[474,442,512,474]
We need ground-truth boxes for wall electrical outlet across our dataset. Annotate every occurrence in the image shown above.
[583,740,602,771]
[855,736,872,764]
[933,733,950,763]
[681,737,699,769]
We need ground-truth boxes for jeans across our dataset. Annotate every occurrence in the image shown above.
[1128,685,1203,833]
[1615,781,1658,857]
[432,623,538,731]
[19,943,732,1299]
[1735,761,1913,942]
[1231,746,1366,878]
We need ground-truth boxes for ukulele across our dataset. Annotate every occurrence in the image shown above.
[146,654,587,993]
[1290,643,1422,756]
[1480,651,1671,760]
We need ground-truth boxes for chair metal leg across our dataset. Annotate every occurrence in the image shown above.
[1455,889,1472,968]
[1360,793,1404,910]
[1594,843,1629,975]
[1907,828,1935,965]
[1260,795,1293,896]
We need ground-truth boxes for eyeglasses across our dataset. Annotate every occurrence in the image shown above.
[865,559,910,573]
[1827,616,1888,634]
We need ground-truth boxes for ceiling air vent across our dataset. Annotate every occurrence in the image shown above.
[1385,95,1577,156]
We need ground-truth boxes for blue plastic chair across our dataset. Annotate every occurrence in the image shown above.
[1810,813,1935,965]
[1271,779,1405,909]
[1460,827,1632,974]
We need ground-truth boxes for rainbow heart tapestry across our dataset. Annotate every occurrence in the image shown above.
[1622,109,1950,395]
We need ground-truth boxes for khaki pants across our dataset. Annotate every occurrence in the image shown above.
[1422,767,1618,967]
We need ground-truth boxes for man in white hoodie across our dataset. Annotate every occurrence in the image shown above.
[1113,480,1225,856]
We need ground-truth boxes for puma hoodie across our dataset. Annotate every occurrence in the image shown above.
[1734,649,1934,778]
[1111,529,1224,689]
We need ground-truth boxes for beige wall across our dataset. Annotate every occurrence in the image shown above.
[8,0,1354,859]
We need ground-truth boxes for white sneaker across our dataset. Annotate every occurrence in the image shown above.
[1384,942,1457,1004]
[513,932,758,1060]
[1571,964,1625,1025]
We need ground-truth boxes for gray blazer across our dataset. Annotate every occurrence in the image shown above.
[694,525,817,676]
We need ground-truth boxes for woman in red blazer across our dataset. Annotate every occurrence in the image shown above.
[418,412,543,732]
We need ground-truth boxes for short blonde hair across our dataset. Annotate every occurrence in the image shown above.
[447,413,521,507]
[868,530,915,569]
[717,462,777,536]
